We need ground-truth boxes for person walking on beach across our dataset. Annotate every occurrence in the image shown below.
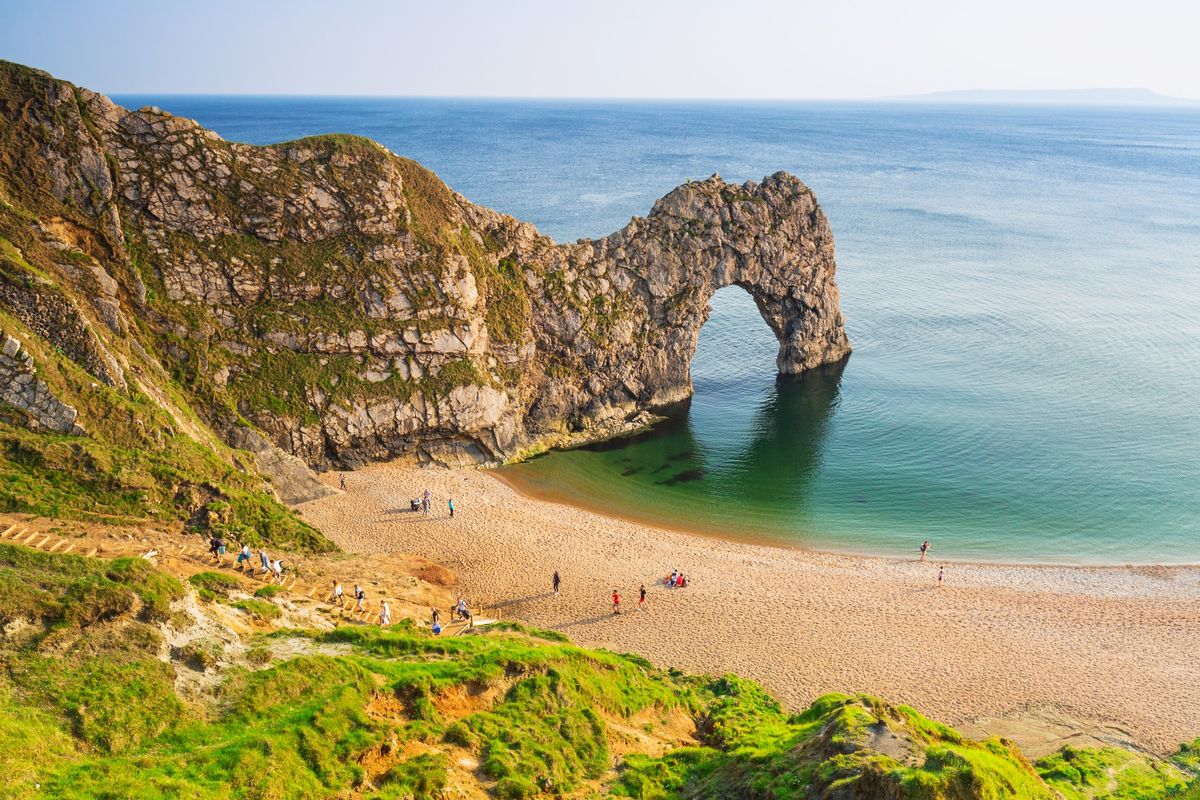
[380,601,391,626]
[422,488,432,515]
[937,566,945,587]
[354,584,366,612]
[448,498,455,518]
[553,570,561,596]
[339,473,346,491]
[638,584,646,611]
[612,589,621,615]
[920,540,930,561]
[331,580,344,607]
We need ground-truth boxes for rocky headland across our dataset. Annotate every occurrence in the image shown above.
[0,59,848,490]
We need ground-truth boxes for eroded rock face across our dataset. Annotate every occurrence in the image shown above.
[0,333,84,435]
[0,60,850,469]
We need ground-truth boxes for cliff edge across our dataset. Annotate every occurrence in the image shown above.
[0,60,849,480]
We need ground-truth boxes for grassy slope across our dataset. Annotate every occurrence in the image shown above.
[2,543,1197,800]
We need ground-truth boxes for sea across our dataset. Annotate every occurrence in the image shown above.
[114,95,1200,564]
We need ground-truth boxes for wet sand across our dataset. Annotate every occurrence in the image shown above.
[301,460,1200,755]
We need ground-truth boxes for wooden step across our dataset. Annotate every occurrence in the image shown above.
[0,524,19,539]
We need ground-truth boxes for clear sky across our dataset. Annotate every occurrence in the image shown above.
[1,0,1197,99]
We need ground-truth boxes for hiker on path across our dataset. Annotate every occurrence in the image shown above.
[456,597,472,627]
[258,548,270,575]
[236,543,251,570]
[639,584,646,611]
[431,607,440,627]
[331,580,344,607]
[380,601,391,626]
[553,570,561,596]
[271,558,284,582]
[448,498,455,518]
[354,584,366,612]
[920,540,930,561]
[612,589,621,615]
[213,536,227,566]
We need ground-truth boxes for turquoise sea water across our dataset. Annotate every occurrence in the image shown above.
[117,96,1200,563]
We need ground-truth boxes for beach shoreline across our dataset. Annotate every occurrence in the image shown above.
[300,459,1200,756]
[492,467,1200,571]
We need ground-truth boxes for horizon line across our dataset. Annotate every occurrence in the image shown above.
[105,91,1200,107]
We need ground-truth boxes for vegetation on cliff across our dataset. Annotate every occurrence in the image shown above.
[1,541,1196,799]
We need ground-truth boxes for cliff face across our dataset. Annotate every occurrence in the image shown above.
[0,60,849,476]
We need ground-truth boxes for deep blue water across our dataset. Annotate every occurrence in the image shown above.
[116,95,1200,563]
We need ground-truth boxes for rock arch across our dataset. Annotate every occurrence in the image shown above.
[517,172,852,436]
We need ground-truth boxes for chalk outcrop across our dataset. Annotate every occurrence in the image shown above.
[0,60,849,472]
[0,333,83,434]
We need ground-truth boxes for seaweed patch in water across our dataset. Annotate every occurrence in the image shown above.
[668,450,696,461]
[658,469,704,486]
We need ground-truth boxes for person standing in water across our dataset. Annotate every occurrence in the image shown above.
[638,584,646,611]
[612,589,621,615]
[553,570,561,596]
[920,540,930,561]
[448,498,455,518]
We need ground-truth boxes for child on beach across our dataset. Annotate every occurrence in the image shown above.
[422,488,432,515]
[937,566,945,587]
[639,584,646,611]
[612,589,621,615]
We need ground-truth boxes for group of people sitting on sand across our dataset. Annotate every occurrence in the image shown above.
[665,569,688,588]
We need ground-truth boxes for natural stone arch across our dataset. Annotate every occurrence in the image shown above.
[517,172,852,434]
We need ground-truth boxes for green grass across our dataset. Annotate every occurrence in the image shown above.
[188,570,243,597]
[1,543,1198,799]
[1036,745,1189,799]
[232,597,282,621]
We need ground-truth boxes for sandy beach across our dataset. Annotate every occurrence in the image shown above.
[301,460,1200,756]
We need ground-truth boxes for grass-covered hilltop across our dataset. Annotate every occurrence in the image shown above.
[1,537,1197,799]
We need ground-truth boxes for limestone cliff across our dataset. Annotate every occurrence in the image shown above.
[0,60,849,477]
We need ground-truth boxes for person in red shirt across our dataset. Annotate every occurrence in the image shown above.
[612,589,620,615]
